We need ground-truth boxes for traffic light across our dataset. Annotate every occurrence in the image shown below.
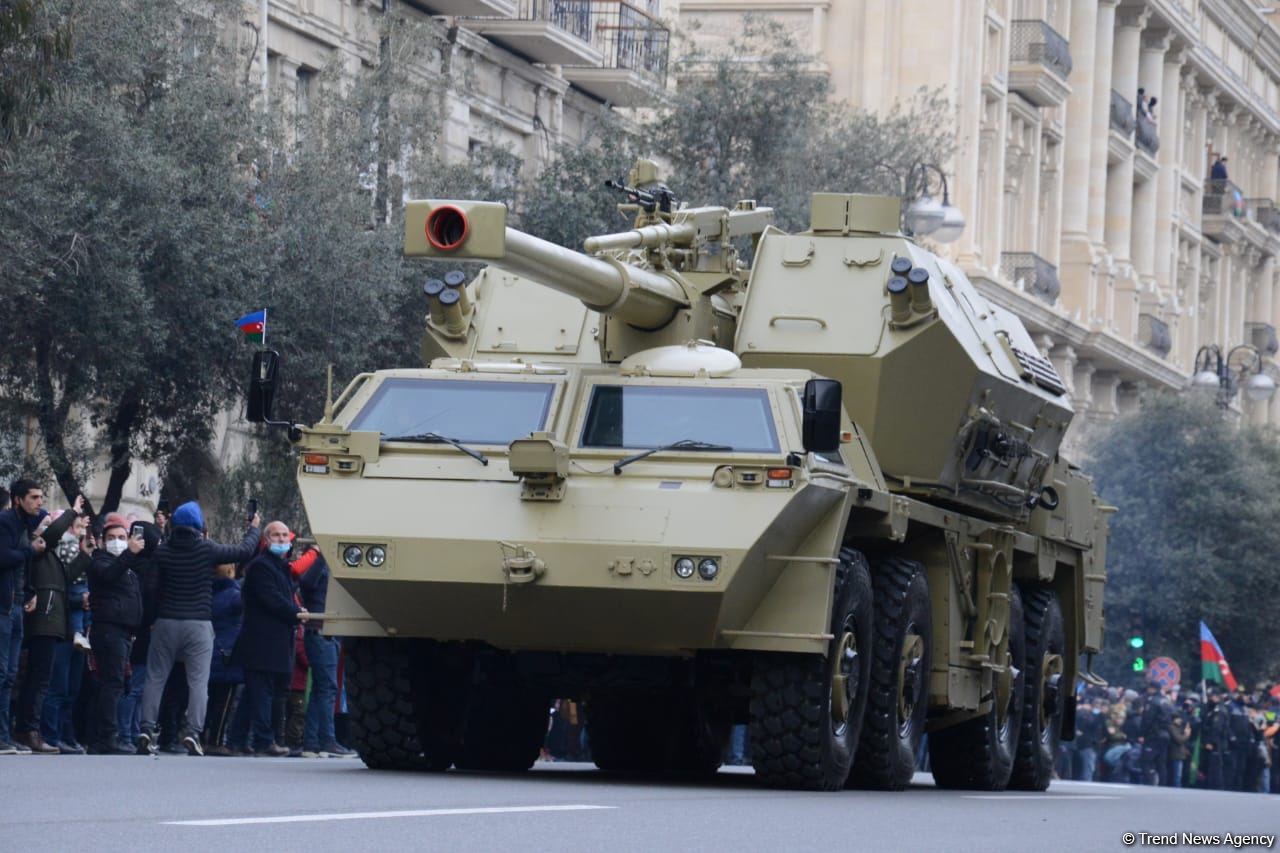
[1132,657,1146,672]
[1128,635,1145,650]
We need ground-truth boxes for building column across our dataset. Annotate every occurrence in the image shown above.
[1153,48,1187,291]
[1088,1,1119,247]
[1059,0,1100,317]
[1133,31,1171,285]
[1105,11,1146,265]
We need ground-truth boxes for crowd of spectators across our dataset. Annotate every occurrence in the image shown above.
[0,479,353,759]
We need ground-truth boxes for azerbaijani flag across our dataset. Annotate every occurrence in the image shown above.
[1200,621,1238,691]
[236,309,266,344]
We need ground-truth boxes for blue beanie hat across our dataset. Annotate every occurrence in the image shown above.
[172,501,204,531]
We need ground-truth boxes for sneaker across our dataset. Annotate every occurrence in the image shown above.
[182,733,204,757]
[12,740,31,755]
[300,749,321,759]
[58,741,86,755]
[73,631,91,652]
[319,742,356,758]
[287,747,303,758]
[20,731,60,754]
[254,743,289,758]
[0,742,18,755]
[136,728,156,756]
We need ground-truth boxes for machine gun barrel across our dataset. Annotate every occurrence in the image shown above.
[404,200,688,329]
[583,205,774,254]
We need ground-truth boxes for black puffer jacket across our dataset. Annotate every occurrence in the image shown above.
[88,548,143,631]
[152,524,258,621]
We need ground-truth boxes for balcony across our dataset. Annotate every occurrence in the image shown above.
[1247,198,1280,234]
[1138,313,1172,358]
[1000,252,1061,306]
[1135,114,1159,156]
[412,0,516,15]
[1008,20,1072,107]
[1203,179,1246,217]
[467,0,603,66]
[562,2,669,106]
[1109,90,1135,136]
[1249,322,1279,357]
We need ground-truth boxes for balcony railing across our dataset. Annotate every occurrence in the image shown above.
[585,1,668,83]
[1138,313,1172,358]
[1009,20,1073,80]
[1000,252,1061,306]
[521,0,593,41]
[1248,198,1280,234]
[1135,114,1159,156]
[1203,179,1246,217]
[1110,90,1135,136]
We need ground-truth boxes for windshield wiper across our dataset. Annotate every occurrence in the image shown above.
[381,432,489,466]
[613,439,733,475]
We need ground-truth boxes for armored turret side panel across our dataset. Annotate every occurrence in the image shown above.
[736,222,1073,520]
[471,268,601,361]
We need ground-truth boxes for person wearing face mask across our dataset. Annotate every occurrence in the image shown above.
[87,514,145,754]
[15,497,88,754]
[0,478,46,755]
[230,521,309,757]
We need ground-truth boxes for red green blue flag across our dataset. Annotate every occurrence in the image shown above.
[1200,621,1238,691]
[236,309,266,344]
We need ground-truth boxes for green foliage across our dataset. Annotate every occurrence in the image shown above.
[0,0,73,146]
[1091,393,1280,685]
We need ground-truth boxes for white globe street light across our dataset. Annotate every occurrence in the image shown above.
[905,194,945,236]
[932,202,966,243]
[1244,370,1276,403]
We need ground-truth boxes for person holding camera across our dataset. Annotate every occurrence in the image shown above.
[87,514,145,754]
[231,520,309,757]
[137,501,259,757]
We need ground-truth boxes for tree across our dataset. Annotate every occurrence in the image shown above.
[1090,394,1280,685]
[0,0,263,514]
[0,0,73,146]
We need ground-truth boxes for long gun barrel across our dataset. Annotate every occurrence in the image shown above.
[405,200,688,329]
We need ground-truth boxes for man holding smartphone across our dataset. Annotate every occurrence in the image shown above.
[137,500,259,756]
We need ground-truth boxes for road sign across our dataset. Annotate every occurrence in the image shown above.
[1148,656,1180,688]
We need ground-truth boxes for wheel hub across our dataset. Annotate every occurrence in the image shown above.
[897,630,925,736]
[830,630,859,734]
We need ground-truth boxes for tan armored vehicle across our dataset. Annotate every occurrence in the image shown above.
[247,164,1110,791]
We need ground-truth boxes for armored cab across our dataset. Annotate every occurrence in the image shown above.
[259,171,1109,796]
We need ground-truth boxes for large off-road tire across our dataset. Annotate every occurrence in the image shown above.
[345,638,464,771]
[587,690,725,778]
[456,687,551,772]
[1010,586,1065,791]
[929,586,1025,790]
[749,548,873,791]
[851,557,931,791]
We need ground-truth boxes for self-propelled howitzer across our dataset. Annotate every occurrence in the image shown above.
[261,180,1110,795]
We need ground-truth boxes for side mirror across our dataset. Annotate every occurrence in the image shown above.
[802,378,842,455]
[247,350,281,424]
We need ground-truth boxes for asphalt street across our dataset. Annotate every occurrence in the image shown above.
[2,756,1275,852]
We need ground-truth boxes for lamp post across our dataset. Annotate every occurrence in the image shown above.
[876,161,966,244]
[1191,343,1277,409]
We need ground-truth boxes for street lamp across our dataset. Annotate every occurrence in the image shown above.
[878,161,966,243]
[1192,343,1277,408]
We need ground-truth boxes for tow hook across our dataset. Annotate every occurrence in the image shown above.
[499,541,546,584]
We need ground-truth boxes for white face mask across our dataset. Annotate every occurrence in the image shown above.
[57,533,80,563]
[105,539,128,556]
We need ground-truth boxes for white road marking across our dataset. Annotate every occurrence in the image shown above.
[961,794,1120,800]
[166,804,616,827]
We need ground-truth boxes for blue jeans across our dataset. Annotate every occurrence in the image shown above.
[243,670,286,752]
[1169,758,1184,788]
[118,663,147,745]
[42,643,85,745]
[303,632,339,750]
[1075,746,1098,782]
[0,602,24,743]
[729,723,749,764]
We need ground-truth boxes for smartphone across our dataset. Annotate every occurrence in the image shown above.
[130,522,146,540]
[246,498,258,522]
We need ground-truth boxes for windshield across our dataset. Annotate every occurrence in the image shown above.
[580,385,780,452]
[348,378,556,445]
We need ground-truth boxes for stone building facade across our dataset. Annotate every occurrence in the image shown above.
[675,0,1280,455]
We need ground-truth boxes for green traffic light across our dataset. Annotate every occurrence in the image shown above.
[1128,636,1145,649]
[1132,657,1146,671]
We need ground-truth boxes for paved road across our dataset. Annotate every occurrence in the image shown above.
[2,756,1275,852]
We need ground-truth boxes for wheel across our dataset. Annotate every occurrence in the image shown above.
[587,690,725,778]
[456,687,551,772]
[345,638,464,771]
[1009,585,1065,791]
[929,585,1025,790]
[749,548,873,791]
[851,556,931,791]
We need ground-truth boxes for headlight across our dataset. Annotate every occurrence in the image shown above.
[674,557,695,578]
[366,545,387,567]
[342,545,364,567]
[697,558,719,581]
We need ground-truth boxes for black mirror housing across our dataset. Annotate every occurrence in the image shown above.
[802,378,842,455]
[247,350,281,424]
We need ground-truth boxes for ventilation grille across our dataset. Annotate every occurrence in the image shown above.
[1010,346,1067,396]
